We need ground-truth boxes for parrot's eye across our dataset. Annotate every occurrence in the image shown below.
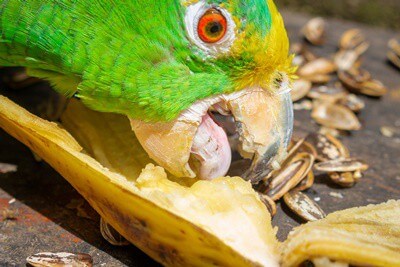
[185,1,235,56]
[197,9,227,43]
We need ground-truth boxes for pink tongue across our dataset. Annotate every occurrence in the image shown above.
[191,113,232,180]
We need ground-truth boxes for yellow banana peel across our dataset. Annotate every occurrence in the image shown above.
[281,200,400,267]
[0,96,280,267]
[1,95,400,267]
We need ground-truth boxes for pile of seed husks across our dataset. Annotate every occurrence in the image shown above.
[292,18,390,132]
[256,17,399,222]
[257,132,368,221]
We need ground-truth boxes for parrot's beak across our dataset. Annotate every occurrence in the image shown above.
[130,77,293,183]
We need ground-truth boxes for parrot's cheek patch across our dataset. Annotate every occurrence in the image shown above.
[131,81,293,183]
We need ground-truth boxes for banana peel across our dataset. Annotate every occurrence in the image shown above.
[0,96,280,267]
[2,95,400,267]
[281,200,400,267]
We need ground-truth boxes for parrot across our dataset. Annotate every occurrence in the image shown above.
[0,0,295,182]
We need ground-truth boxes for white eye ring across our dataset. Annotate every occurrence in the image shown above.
[185,1,236,56]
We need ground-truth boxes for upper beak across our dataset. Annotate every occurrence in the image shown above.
[240,89,293,183]
[130,78,293,182]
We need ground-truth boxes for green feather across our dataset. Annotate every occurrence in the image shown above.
[27,68,80,97]
[0,0,288,121]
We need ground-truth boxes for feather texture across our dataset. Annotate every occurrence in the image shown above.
[0,0,293,121]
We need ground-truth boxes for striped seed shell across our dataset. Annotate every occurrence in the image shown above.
[265,153,315,200]
[26,252,93,267]
[258,193,277,217]
[295,170,315,191]
[283,190,326,221]
[314,158,368,173]
[306,133,349,162]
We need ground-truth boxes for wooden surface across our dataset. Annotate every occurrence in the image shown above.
[1,10,399,266]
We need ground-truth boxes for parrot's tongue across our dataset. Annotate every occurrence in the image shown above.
[131,83,293,183]
[190,113,232,180]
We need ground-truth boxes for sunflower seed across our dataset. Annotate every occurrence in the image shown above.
[265,153,315,200]
[339,94,365,112]
[258,193,277,216]
[329,172,356,188]
[306,133,349,162]
[295,170,315,191]
[302,17,326,46]
[297,141,318,159]
[302,74,332,84]
[314,158,368,172]
[318,127,341,137]
[333,50,361,71]
[291,79,312,102]
[311,102,361,131]
[339,29,368,51]
[307,86,347,103]
[26,252,93,267]
[283,190,326,221]
[298,58,337,77]
[338,68,387,97]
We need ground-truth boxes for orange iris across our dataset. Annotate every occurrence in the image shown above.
[197,8,227,43]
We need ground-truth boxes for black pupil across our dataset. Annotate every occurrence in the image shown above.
[210,22,221,33]
[207,22,222,36]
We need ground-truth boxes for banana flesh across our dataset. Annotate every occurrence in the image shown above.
[0,96,279,267]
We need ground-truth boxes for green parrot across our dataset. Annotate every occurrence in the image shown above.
[0,0,294,181]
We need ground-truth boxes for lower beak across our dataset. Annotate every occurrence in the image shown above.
[130,80,293,182]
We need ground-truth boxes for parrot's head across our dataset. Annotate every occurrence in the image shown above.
[97,0,295,182]
[182,0,294,96]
